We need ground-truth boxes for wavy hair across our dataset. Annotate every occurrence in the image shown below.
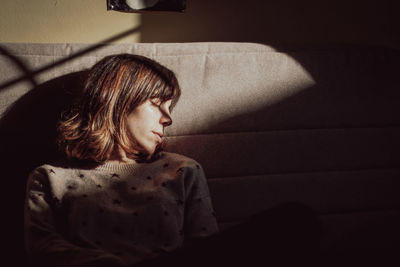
[57,54,181,163]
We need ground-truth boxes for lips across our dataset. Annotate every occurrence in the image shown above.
[152,131,163,142]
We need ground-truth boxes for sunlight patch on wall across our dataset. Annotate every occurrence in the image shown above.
[161,45,316,135]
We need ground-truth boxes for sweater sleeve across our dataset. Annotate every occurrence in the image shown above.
[183,162,219,241]
[24,167,128,267]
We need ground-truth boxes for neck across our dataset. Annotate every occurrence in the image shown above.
[108,145,138,164]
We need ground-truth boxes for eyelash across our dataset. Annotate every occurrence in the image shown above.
[150,99,171,113]
[151,100,162,108]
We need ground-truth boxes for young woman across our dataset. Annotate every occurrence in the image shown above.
[24,54,219,267]
[24,54,321,267]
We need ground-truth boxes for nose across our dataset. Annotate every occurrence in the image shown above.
[160,108,172,127]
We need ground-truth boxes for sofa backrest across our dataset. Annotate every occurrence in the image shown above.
[1,42,400,251]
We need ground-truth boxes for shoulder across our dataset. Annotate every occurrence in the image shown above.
[159,152,203,170]
[158,154,211,199]
[158,152,207,188]
[29,164,62,178]
[30,157,105,176]
[27,163,87,188]
[27,163,104,197]
[30,163,77,177]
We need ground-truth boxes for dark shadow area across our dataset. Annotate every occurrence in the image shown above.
[0,71,87,265]
[140,0,400,49]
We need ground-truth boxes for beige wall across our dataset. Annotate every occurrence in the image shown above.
[0,0,141,43]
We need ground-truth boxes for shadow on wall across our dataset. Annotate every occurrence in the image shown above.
[140,0,399,48]
[0,26,140,92]
[0,70,87,177]
[0,70,87,265]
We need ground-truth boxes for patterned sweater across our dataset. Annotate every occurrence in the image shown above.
[24,152,219,267]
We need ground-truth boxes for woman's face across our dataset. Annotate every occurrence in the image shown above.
[126,98,173,155]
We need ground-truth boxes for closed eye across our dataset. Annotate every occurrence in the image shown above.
[150,98,162,107]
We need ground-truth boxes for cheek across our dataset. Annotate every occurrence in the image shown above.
[125,104,160,153]
[126,115,153,145]
[127,119,145,140]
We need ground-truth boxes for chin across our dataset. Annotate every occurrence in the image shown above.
[143,145,157,156]
[150,143,164,156]
[137,141,163,159]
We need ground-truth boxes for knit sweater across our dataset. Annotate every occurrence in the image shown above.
[24,152,219,267]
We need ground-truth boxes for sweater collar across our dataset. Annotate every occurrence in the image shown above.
[94,161,140,173]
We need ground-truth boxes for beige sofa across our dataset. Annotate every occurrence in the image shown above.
[1,42,399,262]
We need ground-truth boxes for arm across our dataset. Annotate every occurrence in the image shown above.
[25,168,128,267]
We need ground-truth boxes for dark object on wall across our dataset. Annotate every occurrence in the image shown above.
[107,0,186,12]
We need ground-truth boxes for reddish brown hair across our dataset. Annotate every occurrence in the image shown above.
[57,54,181,163]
